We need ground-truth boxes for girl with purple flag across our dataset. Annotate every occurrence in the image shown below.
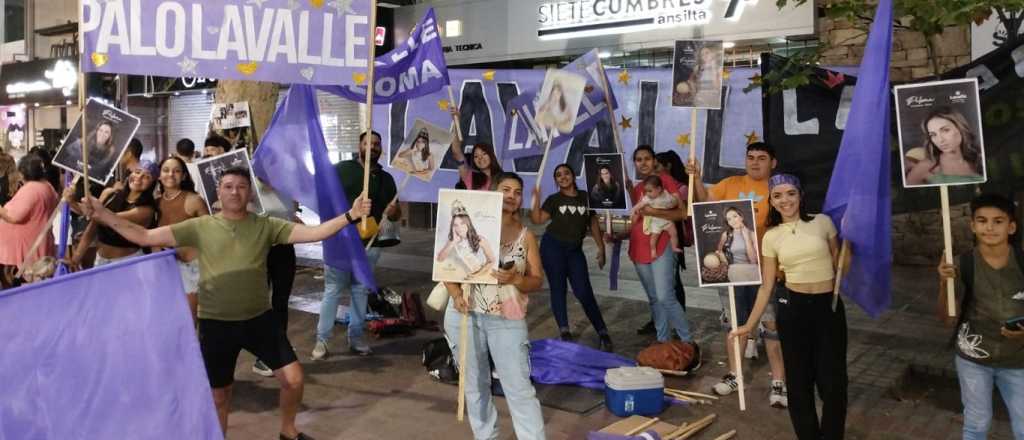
[70,160,158,268]
[449,108,503,190]
[732,174,847,440]
[154,156,210,321]
[530,163,612,352]
[444,172,546,440]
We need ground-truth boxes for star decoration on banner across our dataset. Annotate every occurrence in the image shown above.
[617,69,631,85]
[309,0,325,8]
[619,116,633,130]
[353,72,367,85]
[437,100,450,111]
[482,70,496,81]
[247,0,268,8]
[722,69,731,80]
[676,133,691,147]
[177,57,198,75]
[329,0,356,15]
[745,130,760,145]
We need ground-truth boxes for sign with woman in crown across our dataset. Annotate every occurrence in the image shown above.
[433,189,503,284]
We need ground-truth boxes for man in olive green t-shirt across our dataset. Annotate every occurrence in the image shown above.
[83,167,371,440]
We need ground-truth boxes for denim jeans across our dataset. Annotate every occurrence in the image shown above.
[316,247,381,346]
[540,234,608,334]
[634,250,692,342]
[444,305,545,440]
[955,355,1024,440]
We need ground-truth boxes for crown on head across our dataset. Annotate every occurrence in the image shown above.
[451,200,468,217]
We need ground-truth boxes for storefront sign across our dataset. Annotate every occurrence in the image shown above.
[0,57,79,106]
[537,0,754,39]
[80,0,373,86]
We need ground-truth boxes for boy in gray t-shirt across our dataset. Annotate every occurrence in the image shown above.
[938,193,1024,439]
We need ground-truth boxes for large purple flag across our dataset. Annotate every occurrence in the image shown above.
[253,85,377,290]
[501,49,618,160]
[81,0,372,86]
[0,251,222,439]
[320,8,448,104]
[823,0,893,318]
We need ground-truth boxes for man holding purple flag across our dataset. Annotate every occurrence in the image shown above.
[822,0,894,319]
[82,168,371,440]
[502,49,618,161]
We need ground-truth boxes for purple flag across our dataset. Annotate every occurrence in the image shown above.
[823,0,893,318]
[253,85,377,290]
[501,49,618,160]
[0,251,222,439]
[81,0,372,86]
[320,8,448,104]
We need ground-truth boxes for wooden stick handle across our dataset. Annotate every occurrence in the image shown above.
[596,60,623,155]
[534,128,555,191]
[360,0,380,233]
[713,430,738,440]
[670,414,717,440]
[833,239,850,310]
[15,200,66,278]
[447,86,463,142]
[727,285,746,411]
[657,368,688,377]
[940,186,955,317]
[664,388,718,400]
[624,417,660,436]
[687,110,698,215]
[456,293,469,421]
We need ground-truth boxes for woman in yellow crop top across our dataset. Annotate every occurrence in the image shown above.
[732,174,848,440]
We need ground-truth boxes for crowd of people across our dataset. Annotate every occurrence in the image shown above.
[1,102,1021,440]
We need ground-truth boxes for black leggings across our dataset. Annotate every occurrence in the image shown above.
[776,288,848,440]
[267,244,296,332]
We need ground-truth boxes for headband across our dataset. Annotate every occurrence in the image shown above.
[768,173,802,192]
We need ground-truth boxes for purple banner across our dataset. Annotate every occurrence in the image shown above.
[320,8,448,104]
[81,0,372,86]
[375,66,763,207]
[501,49,618,160]
[0,251,222,439]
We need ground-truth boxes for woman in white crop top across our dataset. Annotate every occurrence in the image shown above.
[732,174,848,440]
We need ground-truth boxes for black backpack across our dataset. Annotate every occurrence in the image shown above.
[421,337,458,384]
[951,248,1024,342]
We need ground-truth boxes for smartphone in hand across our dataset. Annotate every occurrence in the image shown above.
[1005,316,1024,331]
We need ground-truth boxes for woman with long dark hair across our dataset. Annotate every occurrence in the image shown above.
[530,163,612,351]
[436,199,496,279]
[448,108,502,190]
[445,172,546,439]
[906,106,984,185]
[71,160,158,267]
[589,164,623,208]
[733,174,846,440]
[397,128,435,178]
[154,156,209,319]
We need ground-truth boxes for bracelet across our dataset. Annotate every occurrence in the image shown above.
[345,211,354,223]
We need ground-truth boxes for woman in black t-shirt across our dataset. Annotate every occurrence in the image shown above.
[529,163,613,351]
[70,161,157,268]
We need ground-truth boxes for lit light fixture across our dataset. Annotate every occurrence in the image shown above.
[723,42,736,49]
[33,103,40,107]
[173,92,181,96]
[66,100,72,105]
[599,51,612,59]
[445,20,462,38]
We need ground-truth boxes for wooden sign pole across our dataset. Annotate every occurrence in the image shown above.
[727,285,746,411]
[940,186,956,316]
[687,111,698,213]
[360,0,380,233]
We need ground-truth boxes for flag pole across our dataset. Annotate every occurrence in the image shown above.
[360,0,380,233]
[687,110,698,213]
[534,128,555,192]
[447,86,463,142]
[594,60,620,240]
[833,240,850,310]
[78,26,91,201]
[940,186,956,316]
[727,285,746,411]
[457,289,469,422]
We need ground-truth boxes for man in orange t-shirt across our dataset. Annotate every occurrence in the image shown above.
[687,142,788,409]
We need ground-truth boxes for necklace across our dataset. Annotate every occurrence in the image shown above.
[162,189,183,201]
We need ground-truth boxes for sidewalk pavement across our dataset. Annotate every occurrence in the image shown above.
[220,227,1015,439]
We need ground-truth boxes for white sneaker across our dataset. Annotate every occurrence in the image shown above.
[769,380,788,408]
[712,373,739,396]
[311,340,329,361]
[251,360,274,377]
[744,338,759,359]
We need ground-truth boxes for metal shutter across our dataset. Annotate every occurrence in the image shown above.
[277,88,362,162]
[126,97,162,160]
[168,94,213,154]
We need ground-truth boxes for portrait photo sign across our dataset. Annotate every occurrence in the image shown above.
[691,199,762,287]
[194,149,265,215]
[672,40,725,109]
[432,189,502,285]
[583,153,628,210]
[53,98,141,185]
[534,69,587,138]
[389,118,452,183]
[894,78,986,188]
